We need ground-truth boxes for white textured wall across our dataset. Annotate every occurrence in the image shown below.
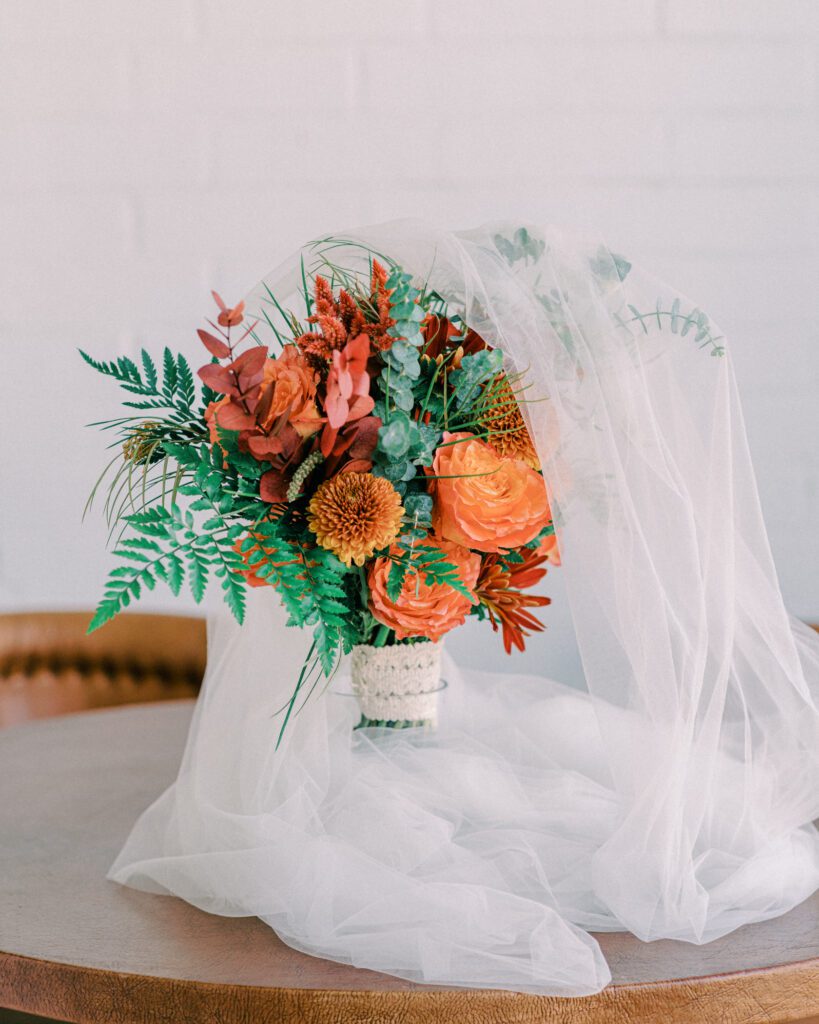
[1,0,817,676]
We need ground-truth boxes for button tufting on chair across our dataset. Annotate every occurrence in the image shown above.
[0,612,206,727]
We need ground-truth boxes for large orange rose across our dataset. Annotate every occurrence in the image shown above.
[257,345,322,437]
[233,532,307,588]
[536,533,561,566]
[431,432,551,552]
[368,539,480,642]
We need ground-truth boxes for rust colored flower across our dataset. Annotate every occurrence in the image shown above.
[368,539,480,642]
[296,260,399,363]
[476,549,551,654]
[296,274,367,363]
[362,260,397,351]
[480,375,540,469]
[431,432,552,552]
[256,345,322,439]
[307,472,404,566]
[421,315,487,362]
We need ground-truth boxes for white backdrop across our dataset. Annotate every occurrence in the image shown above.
[0,0,816,680]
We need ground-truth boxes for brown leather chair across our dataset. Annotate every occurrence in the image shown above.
[2,614,815,730]
[0,611,206,728]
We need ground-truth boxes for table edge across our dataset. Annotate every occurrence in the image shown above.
[2,950,818,1024]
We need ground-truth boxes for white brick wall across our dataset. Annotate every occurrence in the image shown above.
[0,0,816,678]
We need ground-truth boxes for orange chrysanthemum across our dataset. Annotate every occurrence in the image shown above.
[476,548,551,654]
[307,472,404,566]
[480,375,540,469]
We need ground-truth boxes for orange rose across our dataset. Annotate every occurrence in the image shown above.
[537,534,561,566]
[368,539,480,642]
[233,533,305,588]
[257,345,322,437]
[431,432,551,552]
[204,395,231,445]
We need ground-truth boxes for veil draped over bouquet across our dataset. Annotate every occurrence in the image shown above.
[109,222,819,995]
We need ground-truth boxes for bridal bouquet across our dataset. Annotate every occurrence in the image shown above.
[84,243,559,728]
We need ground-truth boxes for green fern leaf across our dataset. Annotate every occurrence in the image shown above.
[141,350,158,391]
[162,347,178,396]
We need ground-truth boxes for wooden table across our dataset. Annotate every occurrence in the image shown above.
[0,702,817,1024]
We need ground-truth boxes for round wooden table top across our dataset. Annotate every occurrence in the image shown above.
[1,702,817,1024]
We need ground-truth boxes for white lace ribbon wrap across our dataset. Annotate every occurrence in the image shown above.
[107,221,819,996]
[350,642,442,723]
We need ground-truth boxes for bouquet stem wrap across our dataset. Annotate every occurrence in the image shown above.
[108,221,819,995]
[350,641,442,727]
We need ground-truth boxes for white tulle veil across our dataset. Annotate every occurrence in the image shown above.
[108,221,819,995]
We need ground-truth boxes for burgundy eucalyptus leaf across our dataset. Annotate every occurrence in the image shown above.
[198,363,239,396]
[259,468,289,503]
[230,347,267,391]
[247,434,286,459]
[215,402,256,431]
[197,329,231,360]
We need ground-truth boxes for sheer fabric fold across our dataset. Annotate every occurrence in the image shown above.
[109,222,819,994]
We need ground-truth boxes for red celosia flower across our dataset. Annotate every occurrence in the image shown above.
[475,548,551,654]
[361,260,397,351]
[296,275,365,362]
[296,260,399,363]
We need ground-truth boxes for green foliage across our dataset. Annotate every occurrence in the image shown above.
[386,268,426,346]
[377,410,415,460]
[448,349,504,410]
[87,436,270,634]
[213,425,267,479]
[526,522,555,549]
[493,227,545,266]
[403,493,433,532]
[81,342,214,537]
[80,347,200,417]
[386,541,475,606]
[623,300,725,357]
[248,518,359,676]
[589,246,632,284]
[369,269,433,495]
[535,288,576,357]
[87,502,247,633]
[386,556,410,602]
[375,269,425,417]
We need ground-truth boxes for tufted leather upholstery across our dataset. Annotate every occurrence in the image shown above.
[0,612,206,728]
[1,614,814,731]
